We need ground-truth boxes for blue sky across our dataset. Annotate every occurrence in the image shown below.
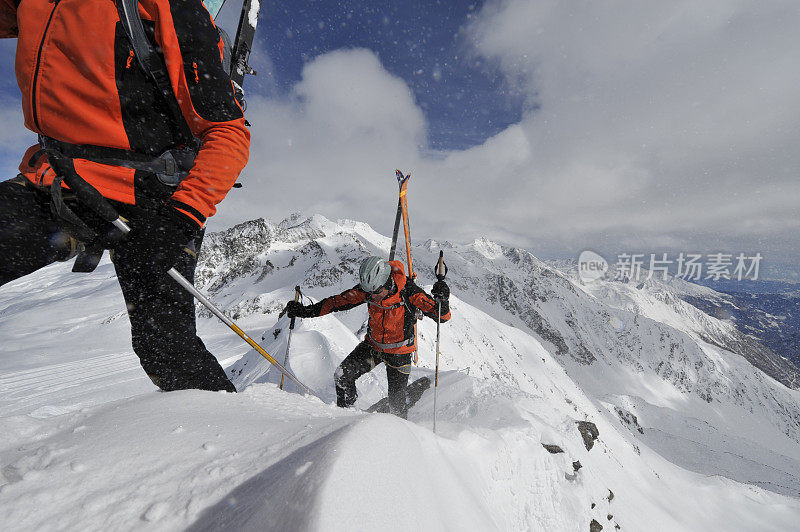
[2,1,799,277]
[216,0,525,150]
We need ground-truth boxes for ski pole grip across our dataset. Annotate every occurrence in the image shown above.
[46,152,131,236]
[289,286,301,329]
[51,156,120,224]
[435,251,448,281]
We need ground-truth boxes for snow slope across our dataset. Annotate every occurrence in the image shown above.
[2,214,800,531]
[207,215,800,497]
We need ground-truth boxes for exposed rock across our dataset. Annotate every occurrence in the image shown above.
[614,407,644,434]
[607,489,614,502]
[542,444,564,454]
[577,421,600,450]
[573,460,582,472]
[590,519,603,532]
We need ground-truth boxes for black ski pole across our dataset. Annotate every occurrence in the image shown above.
[279,286,301,390]
[46,153,315,396]
[433,250,447,433]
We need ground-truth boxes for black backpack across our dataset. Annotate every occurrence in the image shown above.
[115,0,241,126]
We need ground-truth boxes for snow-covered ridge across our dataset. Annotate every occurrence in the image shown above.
[2,213,800,530]
[197,214,800,490]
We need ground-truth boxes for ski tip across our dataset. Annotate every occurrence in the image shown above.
[395,169,411,185]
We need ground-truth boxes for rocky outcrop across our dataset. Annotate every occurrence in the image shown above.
[577,421,600,451]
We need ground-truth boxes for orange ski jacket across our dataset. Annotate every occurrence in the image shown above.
[308,261,452,355]
[0,0,250,227]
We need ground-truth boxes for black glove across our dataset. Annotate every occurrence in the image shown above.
[114,206,198,274]
[285,300,313,319]
[431,280,450,301]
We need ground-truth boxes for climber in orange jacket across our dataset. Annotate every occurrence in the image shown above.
[285,256,451,417]
[0,0,250,392]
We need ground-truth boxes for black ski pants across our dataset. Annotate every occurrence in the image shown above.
[334,340,412,418]
[0,176,235,392]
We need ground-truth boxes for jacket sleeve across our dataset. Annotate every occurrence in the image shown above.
[153,0,250,227]
[0,0,17,38]
[307,285,368,317]
[406,280,451,322]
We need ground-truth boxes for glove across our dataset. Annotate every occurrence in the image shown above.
[431,280,450,301]
[114,206,198,274]
[284,300,313,319]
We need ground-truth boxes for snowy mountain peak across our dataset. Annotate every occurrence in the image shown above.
[469,235,505,259]
[277,211,306,229]
[421,238,455,252]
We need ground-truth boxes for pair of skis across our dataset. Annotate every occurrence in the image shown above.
[390,170,418,363]
[389,171,446,429]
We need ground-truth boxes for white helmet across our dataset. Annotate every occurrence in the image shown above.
[359,256,391,293]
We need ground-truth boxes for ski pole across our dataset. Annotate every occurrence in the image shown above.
[280,286,301,390]
[45,153,315,396]
[168,272,313,395]
[433,250,447,433]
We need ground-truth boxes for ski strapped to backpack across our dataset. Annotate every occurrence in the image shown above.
[393,169,422,364]
[397,170,416,282]
[229,0,260,91]
[389,170,410,263]
[200,0,261,115]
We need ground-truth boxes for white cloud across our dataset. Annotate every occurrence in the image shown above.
[215,48,428,235]
[0,101,37,177]
[214,3,800,270]
[457,0,800,263]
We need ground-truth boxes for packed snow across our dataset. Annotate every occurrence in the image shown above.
[2,214,800,531]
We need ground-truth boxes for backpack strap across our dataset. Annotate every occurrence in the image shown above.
[116,0,187,126]
[366,332,415,351]
[402,277,423,318]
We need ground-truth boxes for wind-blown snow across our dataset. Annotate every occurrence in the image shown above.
[2,214,800,531]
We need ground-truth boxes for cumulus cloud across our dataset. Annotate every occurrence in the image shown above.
[458,0,800,263]
[215,48,428,235]
[216,2,800,270]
